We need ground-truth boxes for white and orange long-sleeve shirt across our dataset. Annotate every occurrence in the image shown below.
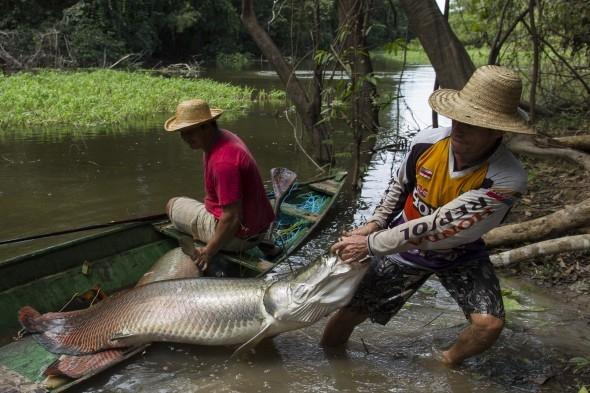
[367,127,527,270]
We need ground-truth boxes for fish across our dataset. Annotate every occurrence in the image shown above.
[19,254,368,357]
[43,246,200,380]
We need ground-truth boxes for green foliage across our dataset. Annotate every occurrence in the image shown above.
[501,288,545,313]
[215,53,253,70]
[372,39,488,66]
[448,0,590,109]
[569,357,590,374]
[0,70,255,128]
[0,0,407,69]
[0,0,245,67]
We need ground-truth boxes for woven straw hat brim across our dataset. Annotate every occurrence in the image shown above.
[429,89,535,134]
[164,108,223,132]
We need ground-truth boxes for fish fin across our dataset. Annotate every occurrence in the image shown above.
[44,350,126,379]
[109,332,140,346]
[281,302,333,324]
[230,322,272,359]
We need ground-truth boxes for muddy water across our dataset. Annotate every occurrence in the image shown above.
[1,66,589,392]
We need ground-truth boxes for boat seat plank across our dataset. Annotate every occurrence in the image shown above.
[279,203,319,222]
[307,179,340,196]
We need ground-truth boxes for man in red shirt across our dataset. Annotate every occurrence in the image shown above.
[164,99,275,271]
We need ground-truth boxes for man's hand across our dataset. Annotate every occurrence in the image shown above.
[343,222,380,237]
[331,234,369,264]
[193,247,212,271]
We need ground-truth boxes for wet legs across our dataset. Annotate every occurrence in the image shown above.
[320,308,368,347]
[442,313,504,365]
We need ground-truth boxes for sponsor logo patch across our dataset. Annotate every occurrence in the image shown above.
[416,184,428,198]
[418,167,433,180]
[486,190,514,205]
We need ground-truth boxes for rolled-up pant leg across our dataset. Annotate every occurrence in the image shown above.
[167,196,258,253]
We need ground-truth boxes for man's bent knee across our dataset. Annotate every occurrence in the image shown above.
[166,197,180,218]
[470,313,504,339]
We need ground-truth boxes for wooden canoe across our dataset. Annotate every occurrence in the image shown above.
[0,170,347,392]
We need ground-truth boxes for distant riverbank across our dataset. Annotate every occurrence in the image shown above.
[371,40,491,66]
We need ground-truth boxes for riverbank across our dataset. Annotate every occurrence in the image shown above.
[500,112,590,296]
[371,40,490,66]
[0,69,283,129]
[498,113,590,389]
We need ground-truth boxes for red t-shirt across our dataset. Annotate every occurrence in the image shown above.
[203,129,275,238]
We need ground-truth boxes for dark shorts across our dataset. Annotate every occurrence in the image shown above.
[347,255,505,325]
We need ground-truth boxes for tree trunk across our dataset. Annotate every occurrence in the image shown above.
[528,0,540,123]
[399,0,475,89]
[241,0,332,163]
[336,0,379,188]
[336,0,379,132]
[484,197,590,247]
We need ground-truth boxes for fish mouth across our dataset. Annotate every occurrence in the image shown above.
[283,255,370,319]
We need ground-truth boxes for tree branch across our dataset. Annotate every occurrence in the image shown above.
[521,20,590,95]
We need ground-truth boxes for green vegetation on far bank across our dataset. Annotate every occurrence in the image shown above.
[371,39,491,67]
[0,69,285,129]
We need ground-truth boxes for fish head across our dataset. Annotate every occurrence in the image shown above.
[266,254,369,324]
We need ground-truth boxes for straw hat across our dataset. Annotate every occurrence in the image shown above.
[428,65,535,134]
[164,99,223,132]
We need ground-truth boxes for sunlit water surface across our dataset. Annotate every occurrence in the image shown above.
[1,66,588,392]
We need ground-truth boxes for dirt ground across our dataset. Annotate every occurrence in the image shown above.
[492,117,590,390]
[495,114,590,304]
[502,154,590,300]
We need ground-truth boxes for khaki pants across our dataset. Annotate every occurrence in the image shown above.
[167,197,261,253]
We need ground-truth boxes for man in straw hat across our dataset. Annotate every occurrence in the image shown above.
[322,65,535,365]
[164,99,275,272]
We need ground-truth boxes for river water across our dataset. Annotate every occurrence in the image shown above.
[1,65,588,392]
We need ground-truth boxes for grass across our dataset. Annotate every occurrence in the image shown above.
[0,69,266,129]
[371,39,491,67]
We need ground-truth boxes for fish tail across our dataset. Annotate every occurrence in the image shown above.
[18,305,114,355]
[18,306,43,332]
[44,350,126,379]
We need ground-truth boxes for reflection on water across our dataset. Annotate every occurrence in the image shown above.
[2,66,588,392]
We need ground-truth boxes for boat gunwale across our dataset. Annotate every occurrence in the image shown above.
[0,220,168,268]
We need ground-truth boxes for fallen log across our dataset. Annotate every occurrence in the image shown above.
[553,134,590,152]
[490,234,590,268]
[506,134,590,172]
[484,198,590,247]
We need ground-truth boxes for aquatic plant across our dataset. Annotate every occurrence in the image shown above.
[0,69,257,129]
[215,52,253,70]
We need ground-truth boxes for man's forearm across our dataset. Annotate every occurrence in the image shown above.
[370,175,406,228]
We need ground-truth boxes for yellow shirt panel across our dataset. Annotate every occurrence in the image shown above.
[405,137,488,220]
